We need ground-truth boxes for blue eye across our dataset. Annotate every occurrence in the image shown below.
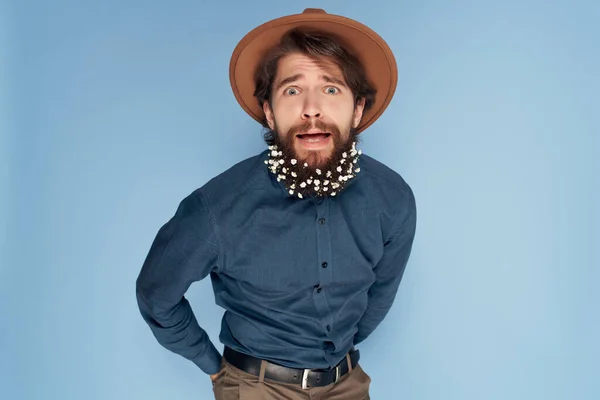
[286,88,299,95]
[325,86,339,94]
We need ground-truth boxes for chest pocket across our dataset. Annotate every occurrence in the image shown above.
[223,208,320,293]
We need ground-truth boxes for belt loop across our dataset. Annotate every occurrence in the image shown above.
[346,353,353,372]
[258,360,267,383]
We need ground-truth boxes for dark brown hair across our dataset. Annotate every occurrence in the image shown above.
[253,28,377,143]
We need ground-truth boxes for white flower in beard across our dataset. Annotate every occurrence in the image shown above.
[265,141,362,198]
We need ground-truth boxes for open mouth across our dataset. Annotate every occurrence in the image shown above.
[296,132,331,142]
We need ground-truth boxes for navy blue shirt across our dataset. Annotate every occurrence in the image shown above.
[136,149,417,375]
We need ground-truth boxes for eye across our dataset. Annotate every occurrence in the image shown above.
[324,86,339,95]
[285,87,300,96]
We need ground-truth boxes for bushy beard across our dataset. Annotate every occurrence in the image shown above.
[264,119,363,199]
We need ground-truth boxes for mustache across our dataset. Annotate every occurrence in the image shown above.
[286,120,341,137]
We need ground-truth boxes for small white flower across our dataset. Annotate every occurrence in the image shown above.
[271,150,278,156]
[291,184,296,189]
[289,190,294,195]
[307,179,313,184]
[332,183,340,189]
[331,191,337,196]
[323,187,328,191]
[316,169,321,175]
[304,163,309,167]
[326,171,332,177]
[300,182,307,188]
[291,172,297,178]
[336,166,342,172]
[358,150,362,155]
[291,159,297,165]
[342,152,347,158]
[353,159,358,163]
[338,176,344,181]
[355,168,361,173]
[314,186,319,191]
[264,160,268,164]
[314,180,320,186]
[278,174,286,180]
[282,167,287,173]
[340,159,346,164]
[298,193,303,198]
[324,180,329,185]
[279,159,284,165]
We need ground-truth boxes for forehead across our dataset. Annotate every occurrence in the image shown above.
[276,53,344,80]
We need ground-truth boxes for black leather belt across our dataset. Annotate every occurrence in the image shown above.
[223,346,360,389]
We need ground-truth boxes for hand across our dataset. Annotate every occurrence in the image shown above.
[210,356,225,383]
[210,368,225,383]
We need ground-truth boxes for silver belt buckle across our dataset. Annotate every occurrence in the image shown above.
[301,365,341,389]
[301,369,311,390]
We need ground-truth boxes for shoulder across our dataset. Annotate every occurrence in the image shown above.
[360,155,410,189]
[192,150,270,207]
[359,154,417,225]
[360,154,414,201]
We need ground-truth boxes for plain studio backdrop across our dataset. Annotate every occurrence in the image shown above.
[1,0,598,399]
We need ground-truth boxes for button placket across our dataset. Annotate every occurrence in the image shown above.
[312,198,334,337]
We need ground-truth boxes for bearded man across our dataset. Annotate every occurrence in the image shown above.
[136,8,417,400]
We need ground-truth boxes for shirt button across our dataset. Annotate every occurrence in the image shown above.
[321,262,328,268]
[326,325,331,332]
[318,218,326,225]
[316,287,322,293]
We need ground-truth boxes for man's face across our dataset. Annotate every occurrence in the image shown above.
[263,53,365,169]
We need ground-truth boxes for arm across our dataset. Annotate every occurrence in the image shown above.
[354,187,417,345]
[135,190,223,375]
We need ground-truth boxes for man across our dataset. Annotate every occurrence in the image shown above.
[136,8,417,400]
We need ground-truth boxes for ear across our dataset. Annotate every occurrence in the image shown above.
[352,97,366,128]
[263,101,275,130]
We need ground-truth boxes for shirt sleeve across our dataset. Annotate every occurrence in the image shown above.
[135,189,223,375]
[354,186,417,345]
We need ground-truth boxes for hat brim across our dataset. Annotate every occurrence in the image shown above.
[229,10,398,134]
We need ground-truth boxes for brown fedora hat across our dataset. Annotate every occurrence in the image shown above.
[229,8,398,134]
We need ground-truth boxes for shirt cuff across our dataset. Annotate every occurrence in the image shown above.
[192,343,223,375]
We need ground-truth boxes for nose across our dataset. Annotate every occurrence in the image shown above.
[301,94,322,121]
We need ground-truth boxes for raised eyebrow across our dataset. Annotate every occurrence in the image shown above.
[275,74,303,92]
[321,75,348,89]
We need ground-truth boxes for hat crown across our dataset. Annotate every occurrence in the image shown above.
[302,8,327,14]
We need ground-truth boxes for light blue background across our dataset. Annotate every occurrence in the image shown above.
[2,1,599,399]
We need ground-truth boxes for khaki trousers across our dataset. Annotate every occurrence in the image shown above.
[212,356,371,400]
